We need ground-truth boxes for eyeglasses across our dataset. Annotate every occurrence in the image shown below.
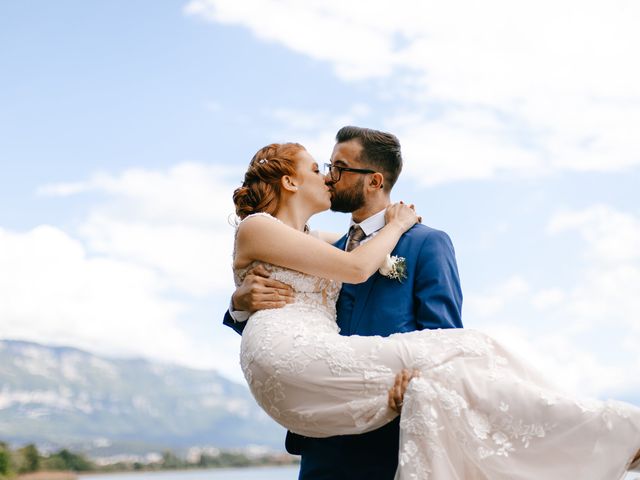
[323,163,377,182]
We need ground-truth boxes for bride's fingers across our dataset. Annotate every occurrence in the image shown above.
[388,388,397,412]
[401,370,411,392]
[388,371,421,411]
[388,371,404,412]
[388,381,401,412]
[394,376,403,406]
[395,370,409,409]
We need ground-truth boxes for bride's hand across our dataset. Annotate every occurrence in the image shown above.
[385,202,420,233]
[388,369,420,413]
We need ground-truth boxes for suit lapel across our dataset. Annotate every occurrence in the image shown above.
[334,232,386,334]
[349,274,378,334]
[349,241,406,334]
[334,234,348,251]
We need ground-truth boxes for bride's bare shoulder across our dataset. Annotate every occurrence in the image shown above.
[234,214,284,267]
[235,214,299,262]
[236,213,289,237]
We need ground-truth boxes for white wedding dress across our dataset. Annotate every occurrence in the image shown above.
[235,213,640,480]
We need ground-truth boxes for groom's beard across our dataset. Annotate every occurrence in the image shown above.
[330,178,366,213]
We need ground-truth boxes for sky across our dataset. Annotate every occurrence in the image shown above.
[1,1,639,404]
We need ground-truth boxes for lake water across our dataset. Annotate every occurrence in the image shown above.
[80,466,299,480]
[80,465,640,480]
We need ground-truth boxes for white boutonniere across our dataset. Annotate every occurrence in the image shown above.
[378,254,407,282]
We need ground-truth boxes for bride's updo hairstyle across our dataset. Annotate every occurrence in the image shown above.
[233,142,305,219]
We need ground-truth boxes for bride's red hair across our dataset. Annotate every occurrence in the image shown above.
[233,143,305,219]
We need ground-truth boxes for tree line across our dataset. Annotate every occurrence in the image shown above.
[0,442,92,477]
[0,441,297,478]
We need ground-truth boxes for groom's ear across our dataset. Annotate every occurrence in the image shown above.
[368,172,385,190]
[281,175,299,193]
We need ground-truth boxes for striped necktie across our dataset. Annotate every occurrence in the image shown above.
[346,225,366,252]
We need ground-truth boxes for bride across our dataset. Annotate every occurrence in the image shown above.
[232,142,640,479]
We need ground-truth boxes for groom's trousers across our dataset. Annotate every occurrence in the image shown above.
[287,417,400,480]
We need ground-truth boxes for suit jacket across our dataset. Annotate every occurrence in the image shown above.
[223,223,463,479]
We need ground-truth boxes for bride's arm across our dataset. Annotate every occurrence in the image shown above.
[309,230,343,244]
[235,205,417,284]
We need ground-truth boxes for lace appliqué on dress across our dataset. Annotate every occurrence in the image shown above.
[232,213,640,480]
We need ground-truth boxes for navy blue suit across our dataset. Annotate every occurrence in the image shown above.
[223,223,463,479]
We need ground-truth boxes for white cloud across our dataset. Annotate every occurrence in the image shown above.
[1,163,250,378]
[185,0,640,184]
[78,215,231,295]
[548,205,640,264]
[465,276,530,318]
[0,225,192,363]
[531,289,566,310]
[261,104,374,162]
[465,205,640,398]
[391,109,545,186]
[41,163,238,227]
[40,163,241,297]
[270,105,370,132]
[546,206,640,335]
[184,0,399,80]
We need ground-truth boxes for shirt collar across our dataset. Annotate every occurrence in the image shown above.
[350,209,386,237]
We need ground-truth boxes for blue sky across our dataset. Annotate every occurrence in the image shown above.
[1,1,639,404]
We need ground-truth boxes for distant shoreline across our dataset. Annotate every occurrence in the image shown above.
[14,464,299,480]
[78,465,299,480]
[17,472,77,480]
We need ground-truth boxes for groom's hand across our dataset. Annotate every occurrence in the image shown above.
[232,264,295,313]
[388,369,420,413]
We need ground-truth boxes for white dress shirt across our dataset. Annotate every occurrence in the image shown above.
[346,208,386,249]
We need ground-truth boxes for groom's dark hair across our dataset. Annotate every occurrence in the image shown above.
[336,126,402,192]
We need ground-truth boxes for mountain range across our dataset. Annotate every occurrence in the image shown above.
[0,339,285,454]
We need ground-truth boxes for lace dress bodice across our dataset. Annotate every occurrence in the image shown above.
[234,260,342,324]
[233,212,342,326]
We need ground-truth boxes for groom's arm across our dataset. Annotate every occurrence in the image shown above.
[222,265,295,336]
[223,309,246,335]
[413,229,463,330]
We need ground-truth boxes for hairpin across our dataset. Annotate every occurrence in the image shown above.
[258,158,268,164]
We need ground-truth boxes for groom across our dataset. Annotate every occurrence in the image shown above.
[223,126,463,479]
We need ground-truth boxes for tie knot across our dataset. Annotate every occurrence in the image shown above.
[346,225,366,251]
[349,225,366,241]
